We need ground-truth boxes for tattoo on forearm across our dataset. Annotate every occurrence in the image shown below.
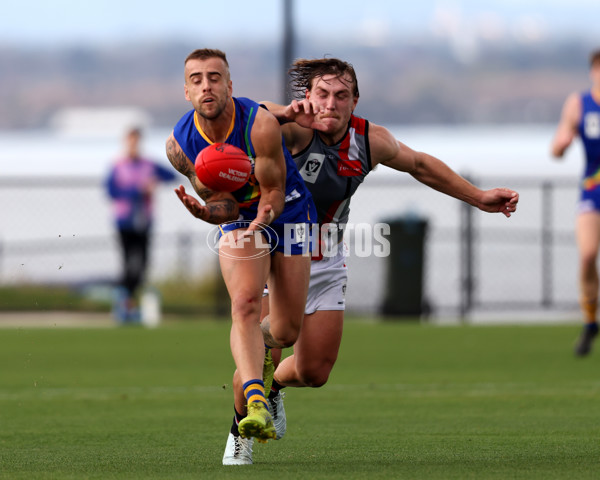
[166,137,193,176]
[167,136,239,223]
[205,199,237,223]
[196,186,213,202]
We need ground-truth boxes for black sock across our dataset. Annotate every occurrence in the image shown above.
[230,407,246,436]
[269,379,285,398]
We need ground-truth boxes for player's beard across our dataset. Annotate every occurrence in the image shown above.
[197,97,228,121]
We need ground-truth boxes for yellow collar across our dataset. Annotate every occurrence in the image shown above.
[193,98,235,144]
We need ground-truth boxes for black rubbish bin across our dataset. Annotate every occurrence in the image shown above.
[380,216,428,318]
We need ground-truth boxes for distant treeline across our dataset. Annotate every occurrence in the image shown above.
[0,37,595,129]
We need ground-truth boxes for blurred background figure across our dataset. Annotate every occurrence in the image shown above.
[551,49,600,356]
[105,127,176,324]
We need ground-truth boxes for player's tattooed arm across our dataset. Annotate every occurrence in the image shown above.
[166,133,200,182]
[189,176,239,223]
[167,133,239,223]
[203,200,239,224]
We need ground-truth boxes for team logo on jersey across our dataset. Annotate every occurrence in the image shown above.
[295,223,306,243]
[301,153,325,184]
[584,112,600,139]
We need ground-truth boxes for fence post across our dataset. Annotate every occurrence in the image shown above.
[541,181,553,308]
[460,178,475,321]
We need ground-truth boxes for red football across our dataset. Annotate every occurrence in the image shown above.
[195,143,252,192]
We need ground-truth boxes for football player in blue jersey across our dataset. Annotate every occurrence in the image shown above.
[165,49,316,458]
[552,49,600,356]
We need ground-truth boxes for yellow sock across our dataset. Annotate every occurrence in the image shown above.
[243,379,267,408]
[580,297,598,324]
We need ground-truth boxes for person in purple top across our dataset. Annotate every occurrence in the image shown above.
[105,127,175,322]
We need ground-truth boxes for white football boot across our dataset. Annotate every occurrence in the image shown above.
[268,391,287,440]
[222,432,253,465]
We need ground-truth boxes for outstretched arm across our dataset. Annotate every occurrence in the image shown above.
[551,92,581,158]
[262,99,328,129]
[369,123,519,218]
[165,133,239,224]
[261,100,321,153]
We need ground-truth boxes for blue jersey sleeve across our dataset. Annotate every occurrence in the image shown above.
[153,162,176,182]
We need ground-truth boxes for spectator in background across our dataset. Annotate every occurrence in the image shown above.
[106,127,175,323]
[551,48,600,356]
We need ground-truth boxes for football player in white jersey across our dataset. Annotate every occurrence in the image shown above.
[223,57,519,465]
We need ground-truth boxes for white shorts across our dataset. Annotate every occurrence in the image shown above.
[304,245,348,315]
[263,244,348,315]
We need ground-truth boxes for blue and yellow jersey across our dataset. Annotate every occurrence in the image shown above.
[173,96,309,214]
[579,91,600,192]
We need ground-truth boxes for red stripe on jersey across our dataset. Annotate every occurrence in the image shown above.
[323,199,344,224]
[336,115,365,176]
[338,128,350,161]
[351,115,366,136]
[336,124,356,175]
[337,159,362,176]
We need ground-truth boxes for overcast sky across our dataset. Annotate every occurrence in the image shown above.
[2,0,598,48]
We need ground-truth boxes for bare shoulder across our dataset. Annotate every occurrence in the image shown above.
[564,91,582,106]
[252,107,282,140]
[251,107,285,157]
[255,106,280,128]
[368,122,401,167]
[562,92,583,122]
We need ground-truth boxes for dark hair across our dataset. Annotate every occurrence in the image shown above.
[126,127,142,137]
[590,49,600,67]
[185,48,229,67]
[288,58,359,99]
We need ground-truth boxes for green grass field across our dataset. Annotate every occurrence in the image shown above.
[1,319,600,479]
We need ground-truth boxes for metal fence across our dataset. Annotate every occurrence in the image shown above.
[0,174,581,319]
